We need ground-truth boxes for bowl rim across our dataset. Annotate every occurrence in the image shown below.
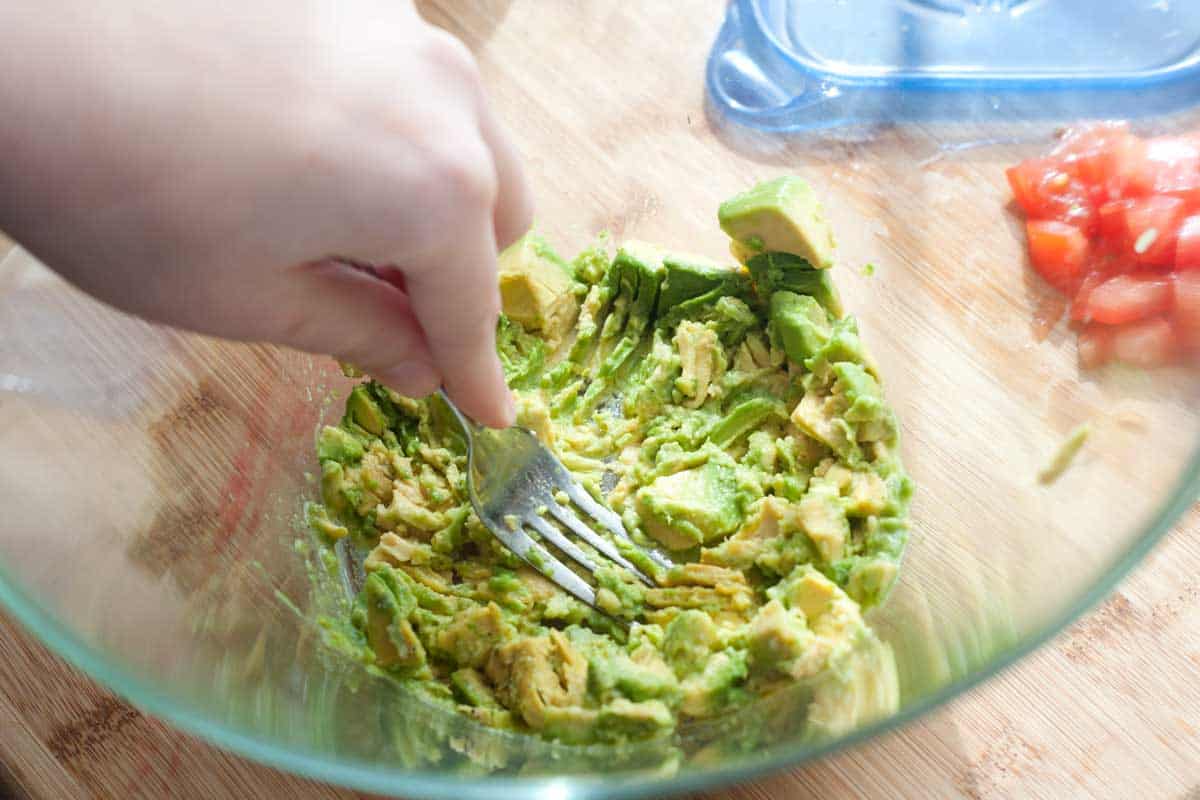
[2,246,1198,799]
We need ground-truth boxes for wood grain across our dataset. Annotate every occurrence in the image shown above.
[1,1,1199,799]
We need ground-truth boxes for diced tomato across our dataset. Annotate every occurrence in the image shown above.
[1104,132,1150,200]
[1007,157,1056,217]
[1070,271,1107,322]
[1025,220,1090,292]
[1084,274,1173,325]
[1006,158,1096,232]
[1053,122,1133,198]
[1172,271,1200,351]
[1110,317,1177,367]
[1097,199,1134,256]
[1010,124,1200,370]
[1121,195,1185,267]
[1175,215,1200,270]
[1077,324,1114,369]
[1126,136,1200,197]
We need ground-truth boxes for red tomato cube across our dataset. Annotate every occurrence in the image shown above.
[1084,274,1173,325]
[1110,317,1177,367]
[1025,220,1089,293]
[1175,215,1200,270]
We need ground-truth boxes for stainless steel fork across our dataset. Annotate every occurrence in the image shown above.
[439,389,671,610]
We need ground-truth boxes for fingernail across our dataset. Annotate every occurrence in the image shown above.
[374,361,439,398]
[498,389,517,428]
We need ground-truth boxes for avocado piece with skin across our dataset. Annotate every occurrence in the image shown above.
[346,385,389,436]
[708,396,786,448]
[719,176,837,270]
[576,241,665,417]
[770,291,832,364]
[635,452,746,550]
[747,253,843,318]
[656,252,749,318]
[498,232,579,346]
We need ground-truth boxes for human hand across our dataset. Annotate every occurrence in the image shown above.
[0,0,531,427]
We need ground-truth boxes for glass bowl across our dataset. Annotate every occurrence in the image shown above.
[3,3,1200,798]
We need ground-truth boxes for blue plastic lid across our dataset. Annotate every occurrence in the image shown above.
[707,0,1200,132]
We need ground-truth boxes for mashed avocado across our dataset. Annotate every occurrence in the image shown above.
[306,178,912,746]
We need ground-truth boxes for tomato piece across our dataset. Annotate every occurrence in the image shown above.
[1126,136,1200,196]
[1053,122,1133,198]
[1070,271,1107,322]
[1172,271,1200,351]
[1110,317,1177,367]
[1006,158,1096,231]
[1105,133,1150,200]
[1097,199,1133,254]
[1120,195,1185,267]
[1025,220,1090,292]
[1077,324,1114,369]
[1007,158,1057,217]
[1175,215,1200,270]
[1084,274,1173,324]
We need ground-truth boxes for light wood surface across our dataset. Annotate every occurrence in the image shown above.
[2,1,1200,798]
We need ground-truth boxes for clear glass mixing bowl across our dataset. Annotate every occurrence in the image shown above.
[3,3,1200,798]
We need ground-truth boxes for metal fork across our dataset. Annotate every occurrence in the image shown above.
[439,389,671,610]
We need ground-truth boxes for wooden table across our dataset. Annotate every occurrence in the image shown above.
[2,1,1199,797]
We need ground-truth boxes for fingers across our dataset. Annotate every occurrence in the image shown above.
[275,260,440,398]
[477,103,534,250]
[402,221,515,429]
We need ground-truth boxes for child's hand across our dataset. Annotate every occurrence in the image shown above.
[0,0,530,427]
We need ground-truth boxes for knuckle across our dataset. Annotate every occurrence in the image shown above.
[427,147,498,210]
[423,29,481,83]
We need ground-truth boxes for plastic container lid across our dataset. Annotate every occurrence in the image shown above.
[707,0,1200,132]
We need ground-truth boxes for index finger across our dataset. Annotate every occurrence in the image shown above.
[403,216,514,428]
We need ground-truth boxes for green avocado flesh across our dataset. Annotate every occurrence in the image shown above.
[306,177,912,746]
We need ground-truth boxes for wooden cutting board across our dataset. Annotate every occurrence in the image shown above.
[2,1,1199,798]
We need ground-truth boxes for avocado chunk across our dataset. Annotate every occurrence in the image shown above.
[450,667,498,708]
[833,362,894,441]
[635,453,745,550]
[614,241,667,323]
[306,502,348,541]
[662,609,719,676]
[346,385,389,435]
[746,599,817,677]
[678,647,750,717]
[747,253,843,317]
[718,176,837,270]
[770,291,831,364]
[317,425,364,464]
[797,475,850,563]
[435,602,516,669]
[656,251,749,320]
[498,232,579,346]
[485,631,588,730]
[540,698,675,744]
[362,567,427,672]
[672,320,725,409]
[576,241,665,416]
[708,396,785,448]
[496,315,546,389]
